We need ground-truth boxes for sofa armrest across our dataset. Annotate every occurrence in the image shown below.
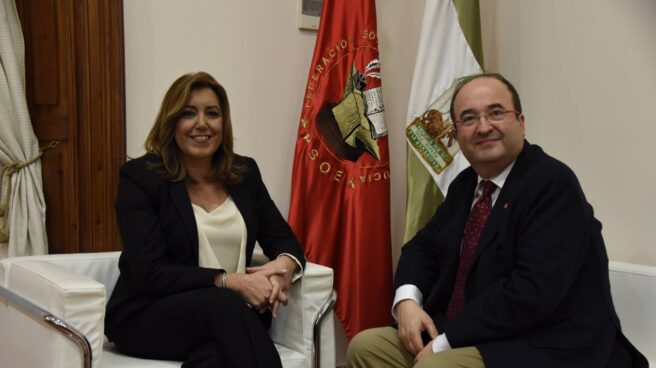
[609,261,656,365]
[0,259,106,368]
[270,262,336,368]
[0,252,121,296]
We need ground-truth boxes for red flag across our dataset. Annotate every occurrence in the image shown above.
[288,0,392,339]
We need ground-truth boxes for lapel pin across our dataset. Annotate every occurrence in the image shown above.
[503,202,509,209]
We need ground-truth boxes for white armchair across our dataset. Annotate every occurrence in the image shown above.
[0,252,336,368]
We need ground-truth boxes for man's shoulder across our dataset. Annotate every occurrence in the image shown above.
[508,143,586,205]
[522,143,579,183]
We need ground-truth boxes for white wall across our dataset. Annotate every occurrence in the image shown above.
[123,0,424,264]
[480,0,656,266]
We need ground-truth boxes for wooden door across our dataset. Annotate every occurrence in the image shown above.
[15,0,125,253]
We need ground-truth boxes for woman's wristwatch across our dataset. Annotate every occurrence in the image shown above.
[214,270,228,288]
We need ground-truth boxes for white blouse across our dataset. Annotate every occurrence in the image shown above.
[193,196,247,273]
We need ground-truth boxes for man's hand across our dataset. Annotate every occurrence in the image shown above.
[414,342,434,362]
[396,299,438,356]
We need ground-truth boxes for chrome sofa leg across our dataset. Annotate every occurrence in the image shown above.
[312,290,337,368]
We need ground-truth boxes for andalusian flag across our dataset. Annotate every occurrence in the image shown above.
[404,0,485,241]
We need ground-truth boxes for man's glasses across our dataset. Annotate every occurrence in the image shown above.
[456,108,519,127]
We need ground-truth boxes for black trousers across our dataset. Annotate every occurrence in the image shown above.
[110,287,283,368]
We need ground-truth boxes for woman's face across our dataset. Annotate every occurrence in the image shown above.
[174,87,223,166]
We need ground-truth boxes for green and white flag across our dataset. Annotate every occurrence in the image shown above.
[404,0,484,242]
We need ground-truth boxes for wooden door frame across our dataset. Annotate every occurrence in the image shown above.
[73,0,126,252]
[17,0,125,253]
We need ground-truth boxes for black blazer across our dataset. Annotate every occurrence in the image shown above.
[395,141,646,367]
[105,154,305,339]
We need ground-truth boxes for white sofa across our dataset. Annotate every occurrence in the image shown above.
[609,261,655,366]
[0,251,336,368]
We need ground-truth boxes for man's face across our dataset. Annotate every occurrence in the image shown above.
[453,77,525,178]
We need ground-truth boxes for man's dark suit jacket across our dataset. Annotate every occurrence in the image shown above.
[395,141,647,367]
[105,154,305,340]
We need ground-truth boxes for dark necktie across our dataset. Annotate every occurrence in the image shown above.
[446,180,497,319]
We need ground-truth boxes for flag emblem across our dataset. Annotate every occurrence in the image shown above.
[406,81,461,174]
[317,62,386,162]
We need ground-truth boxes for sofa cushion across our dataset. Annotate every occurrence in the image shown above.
[102,340,306,368]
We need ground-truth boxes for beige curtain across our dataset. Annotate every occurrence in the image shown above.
[0,0,48,258]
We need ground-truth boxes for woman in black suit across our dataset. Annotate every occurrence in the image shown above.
[105,71,305,368]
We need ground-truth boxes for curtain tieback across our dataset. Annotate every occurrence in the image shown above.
[0,140,61,243]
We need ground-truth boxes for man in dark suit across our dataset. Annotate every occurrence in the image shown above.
[347,73,647,367]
